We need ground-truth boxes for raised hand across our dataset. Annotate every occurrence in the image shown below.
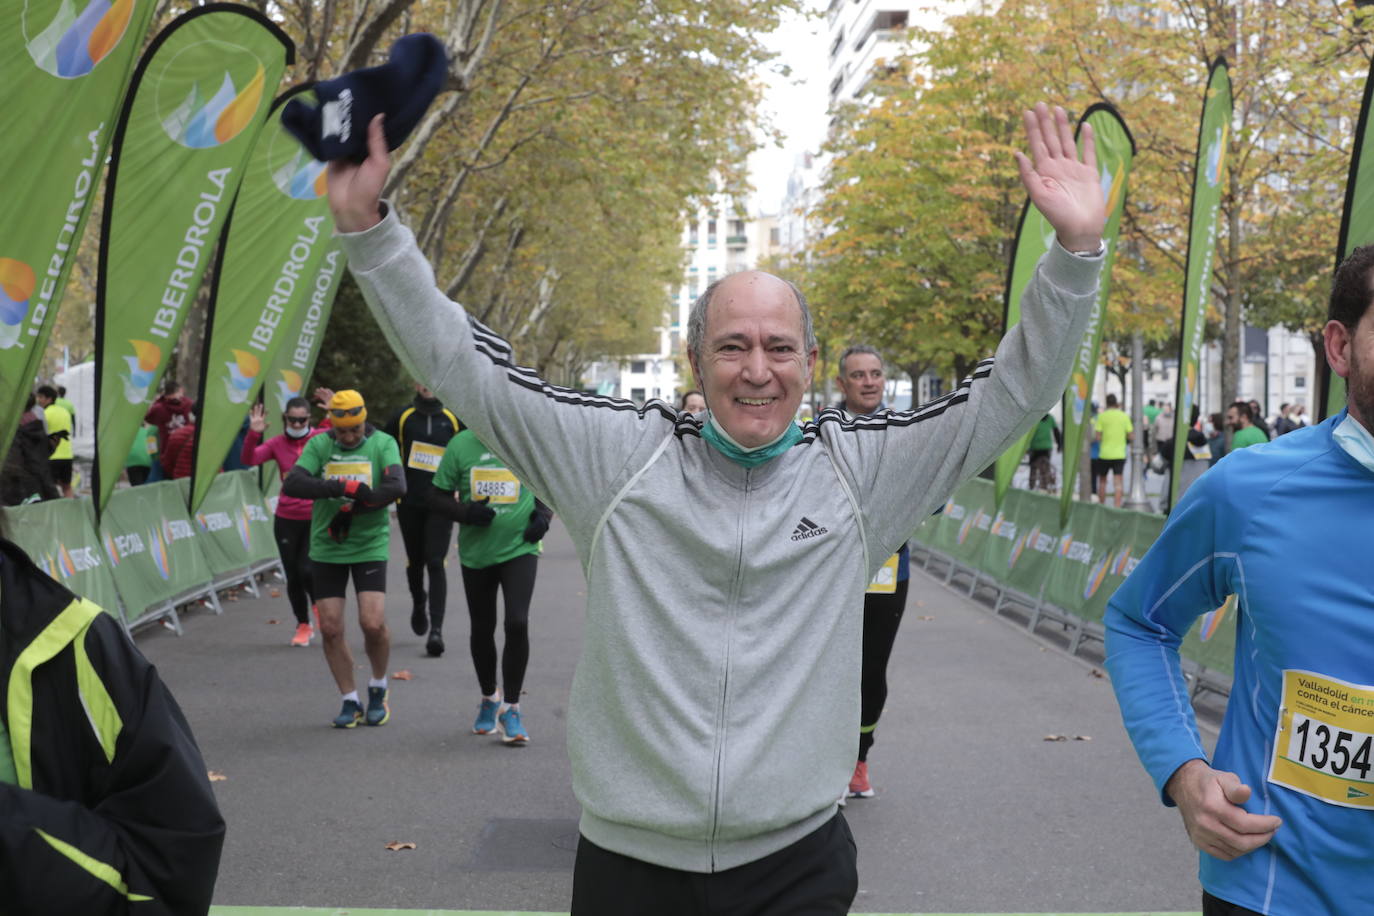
[1014,103,1105,253]
[248,403,267,434]
[326,114,389,233]
[313,387,335,408]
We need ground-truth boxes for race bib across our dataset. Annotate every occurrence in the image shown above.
[146,437,157,455]
[323,460,373,487]
[866,554,899,594]
[408,441,445,472]
[470,467,520,504]
[1269,669,1374,809]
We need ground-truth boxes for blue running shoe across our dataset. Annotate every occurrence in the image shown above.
[365,686,390,726]
[333,698,363,728]
[472,697,500,734]
[498,706,529,745]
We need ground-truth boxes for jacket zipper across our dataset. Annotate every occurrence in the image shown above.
[708,468,750,868]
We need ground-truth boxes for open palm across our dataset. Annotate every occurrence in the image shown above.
[1014,103,1105,252]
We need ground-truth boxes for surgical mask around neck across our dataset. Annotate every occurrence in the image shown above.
[285,424,310,439]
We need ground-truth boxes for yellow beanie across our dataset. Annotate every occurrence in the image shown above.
[328,389,367,428]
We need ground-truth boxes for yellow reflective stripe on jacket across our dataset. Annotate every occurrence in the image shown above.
[35,828,153,902]
[73,631,123,764]
[397,406,415,457]
[8,598,102,789]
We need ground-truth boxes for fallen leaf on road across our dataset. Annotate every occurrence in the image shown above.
[917,615,934,621]
[1074,735,1092,742]
[392,670,413,681]
[384,841,416,851]
[266,619,279,625]
[207,771,227,782]
[1043,735,1067,742]
[269,588,281,598]
[914,600,925,607]
[1089,668,1105,679]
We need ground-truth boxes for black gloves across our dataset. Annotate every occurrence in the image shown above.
[327,506,354,542]
[335,479,374,503]
[454,496,496,526]
[523,504,552,543]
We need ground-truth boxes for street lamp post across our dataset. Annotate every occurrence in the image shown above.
[1124,331,1151,511]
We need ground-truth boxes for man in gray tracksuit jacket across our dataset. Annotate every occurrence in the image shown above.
[327,103,1106,913]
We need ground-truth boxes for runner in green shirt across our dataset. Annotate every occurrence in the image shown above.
[427,429,552,745]
[282,390,406,729]
[1093,392,1133,507]
[1226,400,1269,451]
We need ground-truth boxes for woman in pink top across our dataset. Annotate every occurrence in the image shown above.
[241,396,330,647]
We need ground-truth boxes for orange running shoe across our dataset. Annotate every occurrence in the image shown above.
[848,760,874,798]
[290,622,313,647]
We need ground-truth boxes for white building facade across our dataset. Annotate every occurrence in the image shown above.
[584,202,779,404]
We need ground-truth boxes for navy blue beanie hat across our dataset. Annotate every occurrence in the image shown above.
[282,32,448,162]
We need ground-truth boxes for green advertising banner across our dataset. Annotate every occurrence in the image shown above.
[1,497,123,618]
[1322,56,1374,419]
[193,470,277,574]
[93,5,294,513]
[1171,59,1232,507]
[1000,488,1061,597]
[99,479,215,619]
[1057,105,1135,526]
[995,106,1134,509]
[190,85,340,512]
[0,0,157,454]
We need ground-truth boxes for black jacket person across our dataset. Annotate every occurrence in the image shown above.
[0,536,224,914]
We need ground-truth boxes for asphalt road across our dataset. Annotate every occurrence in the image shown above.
[134,515,1208,915]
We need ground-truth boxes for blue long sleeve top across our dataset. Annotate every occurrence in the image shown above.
[1105,410,1374,915]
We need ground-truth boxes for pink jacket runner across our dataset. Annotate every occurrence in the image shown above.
[240,427,328,521]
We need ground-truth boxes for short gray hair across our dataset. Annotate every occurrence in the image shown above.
[837,344,883,376]
[686,274,816,358]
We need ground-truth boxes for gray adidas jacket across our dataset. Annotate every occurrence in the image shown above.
[339,209,1102,872]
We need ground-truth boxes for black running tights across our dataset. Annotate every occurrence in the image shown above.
[273,515,313,625]
[859,577,909,762]
[397,504,454,628]
[461,552,538,701]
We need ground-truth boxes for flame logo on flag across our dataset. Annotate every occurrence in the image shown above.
[104,532,121,566]
[237,507,253,551]
[24,0,136,79]
[161,60,266,148]
[1182,364,1197,429]
[1100,162,1125,216]
[122,339,162,404]
[1205,124,1229,189]
[1070,372,1090,425]
[148,526,170,580]
[1083,553,1111,599]
[274,369,303,411]
[1200,595,1235,642]
[57,543,76,578]
[222,348,260,404]
[0,258,36,350]
[271,145,329,200]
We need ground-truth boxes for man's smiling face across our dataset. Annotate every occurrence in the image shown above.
[690,271,817,448]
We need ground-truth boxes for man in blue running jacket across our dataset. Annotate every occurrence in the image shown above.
[1106,245,1374,916]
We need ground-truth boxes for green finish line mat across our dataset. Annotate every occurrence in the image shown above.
[209,909,1200,915]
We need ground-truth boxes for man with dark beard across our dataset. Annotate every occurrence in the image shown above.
[1105,244,1374,916]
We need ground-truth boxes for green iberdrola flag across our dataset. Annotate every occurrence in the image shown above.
[0,0,156,457]
[1324,55,1374,420]
[93,6,294,513]
[190,86,338,512]
[1056,104,1134,527]
[993,106,1134,515]
[1170,59,1231,509]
